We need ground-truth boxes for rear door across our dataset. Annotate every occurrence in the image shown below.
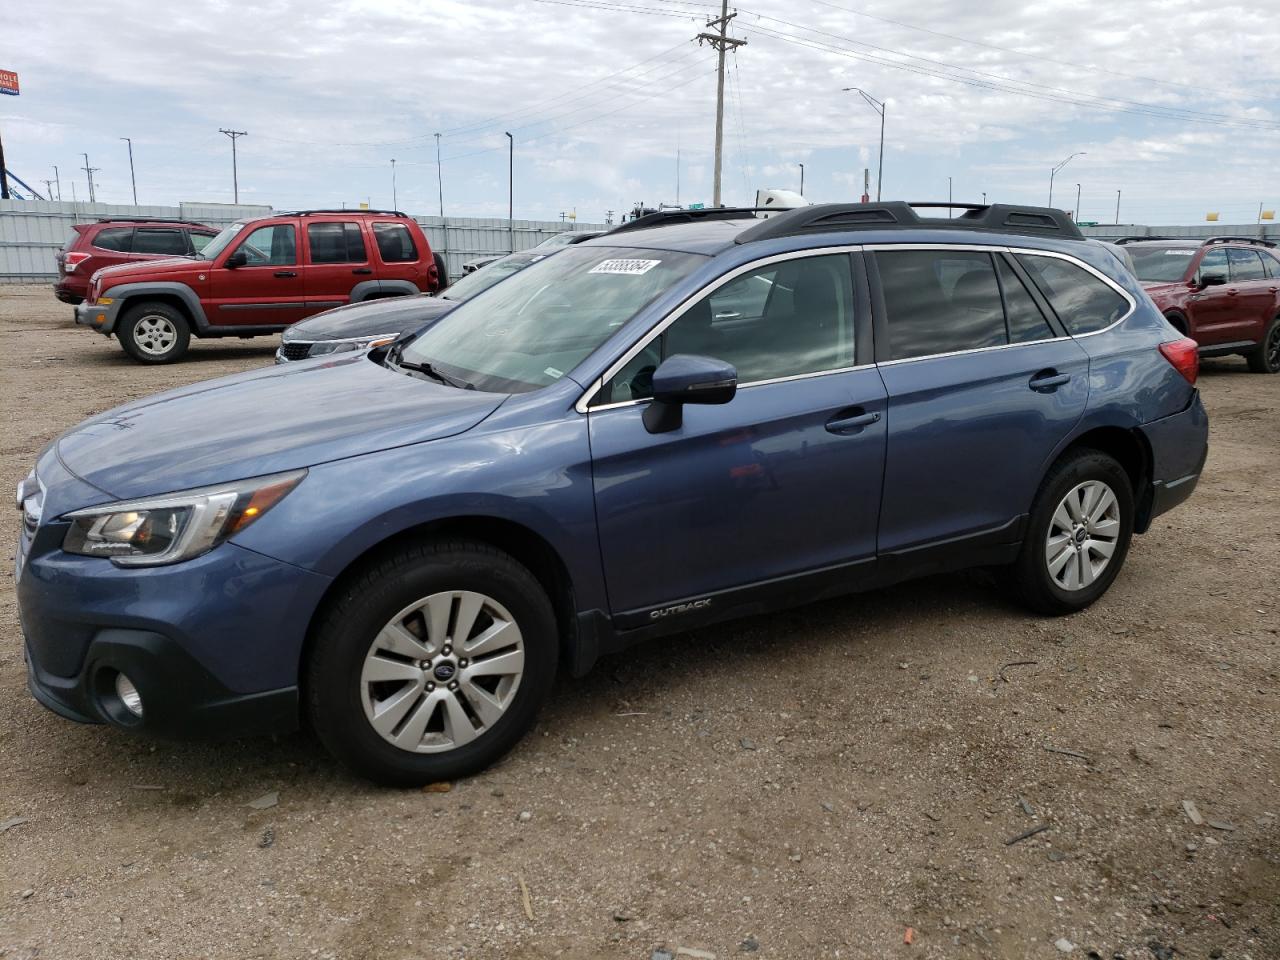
[370,220,426,292]
[871,247,1094,556]
[1184,247,1237,345]
[132,226,191,261]
[302,219,371,315]
[207,220,308,327]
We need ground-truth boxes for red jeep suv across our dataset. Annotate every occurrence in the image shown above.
[75,210,444,363]
[55,218,219,305]
[1121,236,1280,373]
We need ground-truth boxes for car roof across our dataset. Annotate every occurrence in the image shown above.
[582,218,754,255]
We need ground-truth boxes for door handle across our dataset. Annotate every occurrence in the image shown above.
[353,267,373,275]
[826,410,880,434]
[1226,289,1239,296]
[714,311,741,319]
[273,270,297,278]
[1029,371,1071,392]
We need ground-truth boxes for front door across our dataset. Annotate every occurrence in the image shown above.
[589,252,886,619]
[870,247,1092,554]
[208,221,308,326]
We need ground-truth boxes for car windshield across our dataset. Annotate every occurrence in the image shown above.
[441,252,548,302]
[534,232,578,249]
[1127,246,1198,283]
[195,222,246,260]
[399,245,706,393]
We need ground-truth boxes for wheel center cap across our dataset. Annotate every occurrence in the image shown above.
[1074,527,1087,544]
[433,661,457,682]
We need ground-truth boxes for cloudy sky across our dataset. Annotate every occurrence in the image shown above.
[3,0,1278,226]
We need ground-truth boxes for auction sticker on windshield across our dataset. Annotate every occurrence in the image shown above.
[589,258,662,276]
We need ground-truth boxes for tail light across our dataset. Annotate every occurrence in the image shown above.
[1159,337,1199,385]
[63,251,92,273]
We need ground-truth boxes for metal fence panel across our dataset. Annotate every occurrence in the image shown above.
[0,199,604,283]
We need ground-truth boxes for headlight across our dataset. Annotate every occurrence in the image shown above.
[62,469,305,567]
[307,333,399,357]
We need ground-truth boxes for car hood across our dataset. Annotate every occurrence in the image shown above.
[56,354,506,501]
[94,256,196,283]
[283,294,457,342]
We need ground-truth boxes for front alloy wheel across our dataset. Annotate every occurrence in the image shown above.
[361,591,525,753]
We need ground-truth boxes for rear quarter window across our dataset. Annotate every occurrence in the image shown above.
[91,227,134,252]
[1015,254,1130,335]
[372,222,419,263]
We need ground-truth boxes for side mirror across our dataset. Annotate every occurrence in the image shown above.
[1198,272,1227,288]
[643,354,737,434]
[225,250,248,269]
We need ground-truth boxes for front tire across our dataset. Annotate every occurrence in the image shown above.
[118,301,191,364]
[1012,449,1134,615]
[1246,317,1280,374]
[306,540,558,786]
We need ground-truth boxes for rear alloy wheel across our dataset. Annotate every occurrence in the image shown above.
[1246,318,1280,374]
[1013,449,1134,614]
[118,302,191,364]
[307,540,558,786]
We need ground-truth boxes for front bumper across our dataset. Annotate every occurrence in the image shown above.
[1140,389,1209,525]
[17,508,332,739]
[74,297,122,336]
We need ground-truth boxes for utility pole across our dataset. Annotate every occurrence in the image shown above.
[1074,182,1081,222]
[43,179,55,199]
[434,133,444,218]
[697,0,746,208]
[841,87,885,202]
[676,147,681,207]
[80,153,99,203]
[53,165,61,200]
[505,132,514,253]
[219,129,247,203]
[120,137,137,204]
[1115,189,1121,225]
[798,162,804,196]
[948,176,953,208]
[390,158,397,210]
[1049,151,1084,207]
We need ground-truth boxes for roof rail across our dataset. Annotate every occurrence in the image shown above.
[1203,235,1276,248]
[1112,236,1184,244]
[734,201,1084,245]
[278,208,409,218]
[607,206,773,235]
[94,216,208,225]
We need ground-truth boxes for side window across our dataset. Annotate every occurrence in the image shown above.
[996,257,1054,344]
[1016,254,1130,335]
[877,250,1006,360]
[1196,248,1229,284]
[189,231,216,254]
[133,228,188,256]
[1226,248,1265,281]
[1262,251,1280,279]
[600,254,857,404]
[372,222,419,263]
[92,227,134,252]
[234,224,296,266]
[307,222,367,264]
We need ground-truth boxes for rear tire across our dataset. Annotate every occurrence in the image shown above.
[1164,312,1188,337]
[1012,449,1134,615]
[1245,317,1280,374]
[306,539,558,786]
[432,252,450,292]
[118,301,191,364]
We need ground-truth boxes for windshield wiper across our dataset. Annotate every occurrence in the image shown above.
[389,347,473,389]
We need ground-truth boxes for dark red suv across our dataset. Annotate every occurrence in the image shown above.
[55,218,219,305]
[1121,236,1280,373]
[75,210,444,363]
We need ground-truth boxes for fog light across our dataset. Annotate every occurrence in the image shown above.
[115,673,143,718]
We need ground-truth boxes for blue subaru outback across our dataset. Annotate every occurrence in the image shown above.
[16,202,1208,785]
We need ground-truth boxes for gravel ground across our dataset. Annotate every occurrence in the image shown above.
[0,283,1276,960]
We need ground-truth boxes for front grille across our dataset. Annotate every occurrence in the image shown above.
[279,341,313,361]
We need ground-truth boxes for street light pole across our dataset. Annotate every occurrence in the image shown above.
[1075,182,1081,222]
[120,137,137,204]
[1049,151,1084,207]
[842,87,885,201]
[948,175,953,209]
[798,162,804,196]
[505,132,514,253]
[434,132,444,218]
[1115,189,1121,225]
[390,158,397,210]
